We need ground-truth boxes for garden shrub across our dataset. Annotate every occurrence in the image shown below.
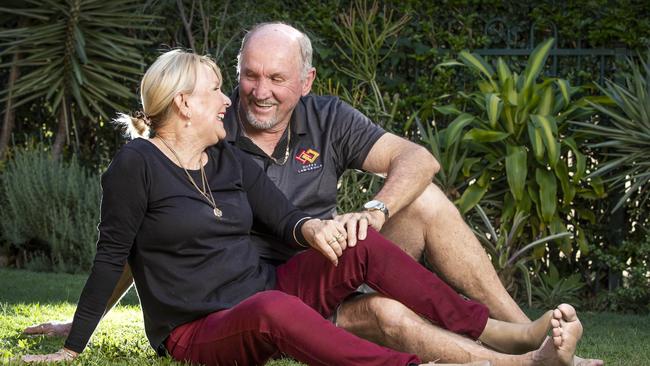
[0,146,100,273]
[591,236,650,314]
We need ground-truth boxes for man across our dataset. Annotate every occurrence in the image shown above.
[26,22,601,366]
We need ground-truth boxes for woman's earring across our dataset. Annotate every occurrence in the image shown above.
[186,121,192,127]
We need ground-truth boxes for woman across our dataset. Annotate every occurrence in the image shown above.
[24,50,580,366]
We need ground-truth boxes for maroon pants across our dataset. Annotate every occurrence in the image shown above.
[165,229,489,366]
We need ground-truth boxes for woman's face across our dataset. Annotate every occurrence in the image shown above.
[185,63,231,144]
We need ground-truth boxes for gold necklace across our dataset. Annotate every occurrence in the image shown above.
[158,137,222,219]
[237,101,291,165]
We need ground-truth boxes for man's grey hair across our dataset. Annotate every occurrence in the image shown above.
[236,22,313,81]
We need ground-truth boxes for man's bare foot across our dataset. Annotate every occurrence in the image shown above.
[573,356,604,366]
[531,304,582,365]
[420,362,491,366]
[23,321,72,337]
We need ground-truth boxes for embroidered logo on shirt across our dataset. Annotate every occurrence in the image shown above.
[295,148,320,164]
[295,148,322,173]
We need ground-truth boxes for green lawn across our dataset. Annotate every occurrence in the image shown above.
[1,268,648,365]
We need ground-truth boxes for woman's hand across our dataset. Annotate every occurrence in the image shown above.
[21,348,78,363]
[333,210,385,247]
[23,321,72,337]
[301,219,348,265]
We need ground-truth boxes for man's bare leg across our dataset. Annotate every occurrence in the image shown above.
[337,294,581,366]
[380,183,529,323]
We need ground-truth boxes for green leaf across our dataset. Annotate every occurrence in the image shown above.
[528,122,546,162]
[522,38,555,94]
[536,168,557,223]
[496,58,512,85]
[455,182,488,214]
[556,79,571,106]
[554,159,576,205]
[463,128,510,142]
[531,114,560,167]
[434,105,463,116]
[563,137,586,182]
[486,93,503,129]
[589,177,606,197]
[505,146,527,201]
[462,157,481,177]
[537,85,554,116]
[459,50,495,80]
[445,113,474,149]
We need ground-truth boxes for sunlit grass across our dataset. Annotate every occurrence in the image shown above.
[1,268,649,365]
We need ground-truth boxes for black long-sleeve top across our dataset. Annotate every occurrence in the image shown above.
[64,138,310,353]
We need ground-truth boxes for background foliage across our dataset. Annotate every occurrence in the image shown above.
[1,0,649,311]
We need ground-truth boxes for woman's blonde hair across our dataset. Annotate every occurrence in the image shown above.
[115,49,222,139]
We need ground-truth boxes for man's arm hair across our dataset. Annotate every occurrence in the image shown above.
[361,133,439,217]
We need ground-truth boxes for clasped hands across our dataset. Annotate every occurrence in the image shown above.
[301,210,386,266]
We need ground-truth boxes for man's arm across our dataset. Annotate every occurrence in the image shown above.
[23,264,134,337]
[335,133,439,244]
[361,133,439,220]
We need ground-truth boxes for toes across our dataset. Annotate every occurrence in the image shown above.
[553,334,563,347]
[557,304,578,322]
[552,318,561,328]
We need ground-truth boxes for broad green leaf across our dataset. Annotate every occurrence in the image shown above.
[531,114,560,167]
[463,128,510,142]
[462,157,481,177]
[455,183,488,214]
[550,216,572,255]
[504,76,517,105]
[522,38,555,94]
[505,146,527,201]
[536,168,557,223]
[459,50,495,80]
[563,137,586,182]
[528,122,546,162]
[554,159,576,205]
[486,94,503,129]
[537,85,554,116]
[445,113,474,149]
[556,79,571,105]
[434,105,463,116]
[496,58,512,85]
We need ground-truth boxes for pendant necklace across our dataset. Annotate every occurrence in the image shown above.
[158,137,222,219]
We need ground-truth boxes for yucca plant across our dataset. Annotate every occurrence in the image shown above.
[574,52,650,214]
[437,38,603,259]
[0,0,158,158]
[472,204,571,305]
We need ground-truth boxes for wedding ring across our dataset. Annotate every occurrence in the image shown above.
[334,233,344,240]
[327,239,337,245]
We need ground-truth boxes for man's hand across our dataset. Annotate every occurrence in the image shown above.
[334,210,386,247]
[301,218,348,266]
[21,348,78,363]
[23,321,72,337]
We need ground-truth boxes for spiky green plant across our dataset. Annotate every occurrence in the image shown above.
[0,0,158,158]
[574,53,650,213]
[436,39,603,260]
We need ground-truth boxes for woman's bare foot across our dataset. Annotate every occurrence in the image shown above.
[531,304,583,365]
[478,310,553,354]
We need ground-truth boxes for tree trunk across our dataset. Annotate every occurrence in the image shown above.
[51,102,69,160]
[0,52,21,161]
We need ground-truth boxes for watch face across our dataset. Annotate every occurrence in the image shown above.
[364,200,384,210]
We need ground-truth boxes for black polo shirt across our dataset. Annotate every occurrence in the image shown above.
[225,89,385,262]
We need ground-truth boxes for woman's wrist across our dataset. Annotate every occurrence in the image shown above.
[59,348,78,359]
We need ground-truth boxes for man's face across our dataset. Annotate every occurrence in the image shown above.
[238,31,313,131]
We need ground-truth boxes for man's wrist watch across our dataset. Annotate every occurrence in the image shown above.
[363,200,389,220]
